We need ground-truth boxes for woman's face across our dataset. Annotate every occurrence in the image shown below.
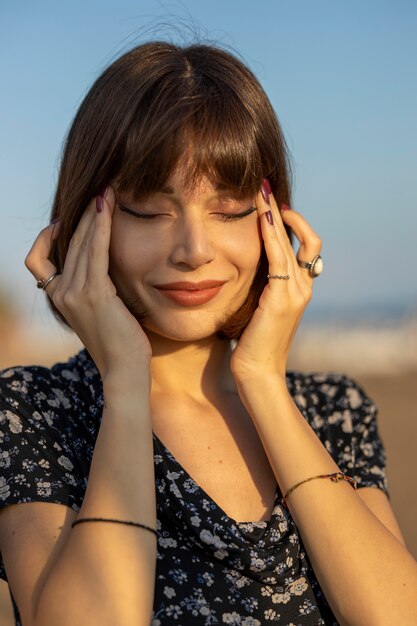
[109,166,263,341]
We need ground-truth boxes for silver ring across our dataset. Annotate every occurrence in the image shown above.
[36,273,59,290]
[297,255,323,278]
[267,274,290,280]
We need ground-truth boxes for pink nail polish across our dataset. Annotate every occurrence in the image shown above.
[281,203,291,212]
[261,179,271,205]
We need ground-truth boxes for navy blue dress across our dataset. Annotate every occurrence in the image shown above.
[0,350,389,625]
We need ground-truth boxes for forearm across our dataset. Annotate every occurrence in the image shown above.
[236,374,417,625]
[34,375,157,626]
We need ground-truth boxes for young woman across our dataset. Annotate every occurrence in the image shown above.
[0,42,416,626]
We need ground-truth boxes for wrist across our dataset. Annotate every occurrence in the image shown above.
[233,367,288,392]
[102,369,151,399]
[233,369,291,411]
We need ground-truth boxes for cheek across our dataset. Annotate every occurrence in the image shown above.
[108,225,130,278]
[222,219,263,272]
[109,218,164,275]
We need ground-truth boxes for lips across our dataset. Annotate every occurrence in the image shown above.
[154,280,226,306]
[154,280,226,291]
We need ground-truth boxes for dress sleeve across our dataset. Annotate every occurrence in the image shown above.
[295,372,390,498]
[342,376,390,496]
[0,365,86,581]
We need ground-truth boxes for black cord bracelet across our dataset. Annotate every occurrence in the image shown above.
[71,517,158,537]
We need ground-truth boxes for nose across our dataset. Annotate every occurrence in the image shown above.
[169,215,216,269]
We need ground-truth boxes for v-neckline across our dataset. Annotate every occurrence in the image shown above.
[152,431,281,527]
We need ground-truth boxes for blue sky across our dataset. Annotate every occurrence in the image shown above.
[1,0,416,327]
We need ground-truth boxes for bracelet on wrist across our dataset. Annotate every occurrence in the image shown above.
[281,471,357,508]
[71,517,158,537]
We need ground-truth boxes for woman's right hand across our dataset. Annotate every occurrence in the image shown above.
[25,186,153,381]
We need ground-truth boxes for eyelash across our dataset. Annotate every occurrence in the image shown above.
[118,205,257,221]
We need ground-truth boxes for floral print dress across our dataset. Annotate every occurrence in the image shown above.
[0,350,389,625]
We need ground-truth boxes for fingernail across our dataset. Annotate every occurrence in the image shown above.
[261,179,271,205]
[96,186,108,213]
[265,210,274,225]
[281,204,291,212]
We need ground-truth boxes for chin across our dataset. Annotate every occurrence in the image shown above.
[142,311,232,343]
[125,287,251,343]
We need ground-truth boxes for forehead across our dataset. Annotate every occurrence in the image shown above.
[161,170,229,198]
[160,152,252,200]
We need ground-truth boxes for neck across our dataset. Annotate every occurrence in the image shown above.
[146,331,237,402]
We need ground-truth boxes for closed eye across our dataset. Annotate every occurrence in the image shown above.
[118,204,162,219]
[118,204,257,221]
[216,207,257,221]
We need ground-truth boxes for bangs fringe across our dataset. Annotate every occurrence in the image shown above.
[114,63,266,199]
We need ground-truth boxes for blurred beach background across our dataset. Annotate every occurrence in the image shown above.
[1,0,416,622]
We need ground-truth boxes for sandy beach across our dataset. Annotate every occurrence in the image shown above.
[356,371,417,557]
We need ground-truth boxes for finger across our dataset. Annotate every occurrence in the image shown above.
[87,186,116,283]
[25,223,61,296]
[265,192,301,284]
[256,190,291,286]
[280,208,322,284]
[58,198,97,291]
[261,184,296,256]
[257,183,301,286]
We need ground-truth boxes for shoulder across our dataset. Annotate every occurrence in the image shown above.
[286,370,375,419]
[0,349,103,444]
[285,369,378,452]
[0,349,101,409]
[0,352,99,583]
[287,370,389,493]
[0,350,101,519]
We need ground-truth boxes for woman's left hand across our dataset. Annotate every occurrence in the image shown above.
[230,181,322,383]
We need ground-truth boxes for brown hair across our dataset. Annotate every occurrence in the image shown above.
[49,41,293,340]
